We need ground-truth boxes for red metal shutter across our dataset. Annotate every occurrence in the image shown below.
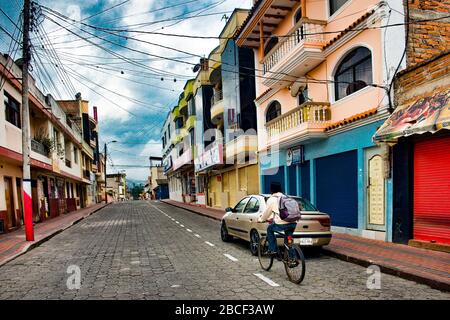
[413,136,450,244]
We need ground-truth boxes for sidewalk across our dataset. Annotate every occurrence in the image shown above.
[0,202,108,267]
[161,199,450,292]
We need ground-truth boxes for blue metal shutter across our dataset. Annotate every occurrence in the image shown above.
[316,151,358,228]
[263,167,285,194]
[301,161,310,201]
[288,165,297,196]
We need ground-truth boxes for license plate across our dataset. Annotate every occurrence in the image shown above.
[299,238,313,245]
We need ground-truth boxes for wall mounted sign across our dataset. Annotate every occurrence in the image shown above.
[195,143,223,172]
[286,146,304,166]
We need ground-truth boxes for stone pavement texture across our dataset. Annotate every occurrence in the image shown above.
[0,201,448,300]
[0,202,108,267]
[162,199,450,292]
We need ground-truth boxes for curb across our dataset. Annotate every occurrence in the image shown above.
[322,247,450,292]
[0,203,110,268]
[160,200,223,222]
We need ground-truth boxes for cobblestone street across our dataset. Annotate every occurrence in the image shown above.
[0,201,448,300]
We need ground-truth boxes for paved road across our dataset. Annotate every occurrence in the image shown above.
[0,201,448,300]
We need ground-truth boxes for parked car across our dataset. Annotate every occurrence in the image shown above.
[220,194,332,255]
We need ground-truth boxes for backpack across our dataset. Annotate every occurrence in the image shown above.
[278,195,302,222]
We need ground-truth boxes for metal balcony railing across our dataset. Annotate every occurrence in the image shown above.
[211,90,223,106]
[31,139,49,157]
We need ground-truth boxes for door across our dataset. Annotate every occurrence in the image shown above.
[226,197,249,237]
[413,136,450,244]
[16,178,23,225]
[239,197,261,239]
[366,147,386,231]
[4,177,16,229]
[300,161,310,201]
[316,151,358,228]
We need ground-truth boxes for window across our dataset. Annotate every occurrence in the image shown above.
[175,117,183,129]
[73,147,78,164]
[264,36,278,56]
[233,197,250,213]
[188,98,196,116]
[244,197,260,213]
[294,8,302,24]
[4,92,21,128]
[189,128,195,146]
[298,86,309,105]
[334,47,372,101]
[329,0,349,16]
[266,101,281,122]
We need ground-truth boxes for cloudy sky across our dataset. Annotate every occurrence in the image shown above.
[0,0,253,182]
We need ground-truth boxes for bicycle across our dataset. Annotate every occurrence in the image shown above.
[257,229,306,284]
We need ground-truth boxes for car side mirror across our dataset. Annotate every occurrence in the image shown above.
[225,207,233,213]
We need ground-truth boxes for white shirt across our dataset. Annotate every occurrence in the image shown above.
[258,192,289,225]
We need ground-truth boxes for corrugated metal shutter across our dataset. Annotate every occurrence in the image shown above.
[414,136,450,244]
[316,151,358,228]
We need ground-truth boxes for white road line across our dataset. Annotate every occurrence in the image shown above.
[194,234,201,238]
[180,225,184,227]
[254,273,280,287]
[175,221,180,224]
[186,229,192,233]
[223,254,238,262]
[253,273,280,287]
[205,241,215,247]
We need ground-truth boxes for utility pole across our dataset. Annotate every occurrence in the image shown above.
[104,143,107,204]
[22,0,34,241]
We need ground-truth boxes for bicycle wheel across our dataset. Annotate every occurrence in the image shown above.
[283,245,306,284]
[258,236,274,271]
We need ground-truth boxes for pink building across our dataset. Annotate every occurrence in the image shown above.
[236,0,405,241]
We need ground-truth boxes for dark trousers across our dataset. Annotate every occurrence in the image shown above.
[267,222,297,252]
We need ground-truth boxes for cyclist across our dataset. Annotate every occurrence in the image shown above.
[257,183,297,256]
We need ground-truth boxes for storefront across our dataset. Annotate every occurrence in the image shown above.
[260,118,392,240]
[374,89,450,246]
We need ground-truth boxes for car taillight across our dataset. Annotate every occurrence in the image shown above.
[287,236,294,245]
[318,217,331,227]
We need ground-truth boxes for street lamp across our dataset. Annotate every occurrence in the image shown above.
[104,140,117,203]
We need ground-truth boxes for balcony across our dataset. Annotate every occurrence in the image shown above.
[262,18,327,87]
[172,148,193,171]
[225,134,258,163]
[210,90,224,122]
[31,139,49,157]
[265,102,331,148]
[185,115,196,132]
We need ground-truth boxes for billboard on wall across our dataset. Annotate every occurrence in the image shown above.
[195,143,223,172]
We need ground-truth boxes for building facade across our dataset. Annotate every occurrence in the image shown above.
[374,1,450,248]
[236,0,405,241]
[196,9,260,210]
[106,173,127,202]
[0,54,100,233]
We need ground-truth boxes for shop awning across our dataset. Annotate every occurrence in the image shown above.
[373,89,450,143]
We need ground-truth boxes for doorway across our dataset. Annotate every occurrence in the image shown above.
[365,147,386,231]
[4,177,16,229]
[16,178,23,225]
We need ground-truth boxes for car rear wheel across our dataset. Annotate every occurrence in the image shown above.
[221,221,232,242]
[249,230,260,256]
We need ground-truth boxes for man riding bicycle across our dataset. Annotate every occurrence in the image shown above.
[257,183,297,256]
